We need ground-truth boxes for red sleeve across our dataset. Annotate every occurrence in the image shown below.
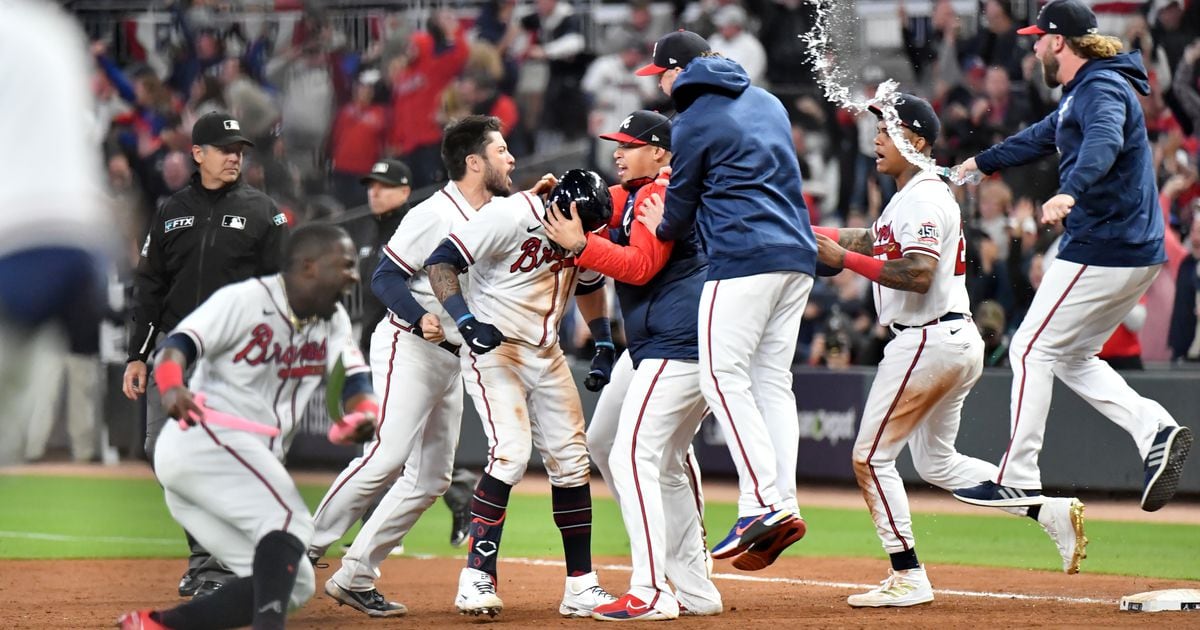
[575,182,673,286]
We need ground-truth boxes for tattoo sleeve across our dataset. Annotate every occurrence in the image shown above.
[838,228,874,255]
[427,263,463,303]
[876,254,936,293]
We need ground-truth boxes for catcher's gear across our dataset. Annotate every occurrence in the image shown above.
[547,169,613,233]
[458,315,505,354]
[584,343,616,392]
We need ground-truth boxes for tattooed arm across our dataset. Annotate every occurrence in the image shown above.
[427,262,463,304]
[836,228,874,256]
[874,253,936,294]
[816,233,936,294]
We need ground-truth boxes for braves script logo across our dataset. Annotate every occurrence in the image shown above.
[510,237,578,273]
[234,323,327,379]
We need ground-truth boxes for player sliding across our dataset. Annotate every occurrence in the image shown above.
[949,0,1192,514]
[117,224,378,629]
[815,94,1087,608]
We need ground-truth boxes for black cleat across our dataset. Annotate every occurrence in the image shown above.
[324,578,407,617]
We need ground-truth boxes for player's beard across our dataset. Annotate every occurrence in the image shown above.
[1040,50,1061,89]
[483,160,511,198]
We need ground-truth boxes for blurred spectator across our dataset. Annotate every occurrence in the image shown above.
[473,0,522,95]
[681,0,744,39]
[975,299,1009,366]
[386,10,469,187]
[708,4,767,86]
[522,0,591,149]
[25,353,101,463]
[1171,40,1200,135]
[792,121,839,223]
[967,0,1024,80]
[1099,296,1148,370]
[220,58,279,144]
[442,44,520,137]
[1149,0,1194,74]
[329,69,389,209]
[601,0,659,55]
[1169,210,1200,361]
[182,75,227,132]
[267,37,335,191]
[581,32,657,179]
[759,0,818,92]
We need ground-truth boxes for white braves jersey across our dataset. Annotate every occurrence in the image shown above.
[171,275,369,458]
[447,191,604,348]
[869,171,970,327]
[381,182,482,346]
[0,0,108,258]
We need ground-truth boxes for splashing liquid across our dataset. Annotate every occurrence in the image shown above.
[801,0,980,186]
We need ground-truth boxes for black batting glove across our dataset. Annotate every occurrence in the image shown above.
[457,315,505,354]
[584,342,616,391]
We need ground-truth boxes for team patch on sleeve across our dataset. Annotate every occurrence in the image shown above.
[916,221,940,246]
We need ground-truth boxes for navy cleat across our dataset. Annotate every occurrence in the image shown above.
[952,481,1046,507]
[711,510,800,559]
[1141,426,1193,512]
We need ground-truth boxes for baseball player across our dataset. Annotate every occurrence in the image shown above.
[541,110,724,620]
[0,0,109,467]
[814,95,1088,608]
[636,30,814,560]
[117,223,376,630]
[425,172,617,618]
[307,117,513,617]
[951,0,1192,513]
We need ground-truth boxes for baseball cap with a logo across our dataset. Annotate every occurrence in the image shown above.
[360,158,413,187]
[635,30,711,76]
[1016,0,1099,37]
[191,111,254,147]
[868,93,940,145]
[599,110,672,151]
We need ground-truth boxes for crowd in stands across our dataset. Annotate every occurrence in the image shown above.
[84,0,1199,371]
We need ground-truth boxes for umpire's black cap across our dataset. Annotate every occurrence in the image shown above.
[1017,0,1099,37]
[869,93,940,145]
[599,110,672,151]
[360,158,413,187]
[636,30,710,76]
[191,112,254,147]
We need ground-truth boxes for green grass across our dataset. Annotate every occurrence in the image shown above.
[1,475,1197,580]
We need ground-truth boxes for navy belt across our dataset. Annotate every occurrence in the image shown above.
[439,341,461,356]
[891,312,967,332]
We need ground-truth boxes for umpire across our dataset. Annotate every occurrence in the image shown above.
[121,111,288,598]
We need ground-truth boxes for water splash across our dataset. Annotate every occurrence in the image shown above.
[801,0,979,185]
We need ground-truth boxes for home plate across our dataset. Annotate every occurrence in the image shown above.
[1119,589,1200,612]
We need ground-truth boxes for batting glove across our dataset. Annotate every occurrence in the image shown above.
[458,315,505,354]
[584,342,616,391]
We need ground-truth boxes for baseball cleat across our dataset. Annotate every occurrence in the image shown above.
[1036,498,1087,574]
[678,601,723,617]
[559,571,617,617]
[731,515,807,571]
[192,580,224,599]
[324,578,407,617]
[456,568,503,617]
[592,593,674,621]
[711,510,801,559]
[952,481,1046,507]
[847,566,934,608]
[177,570,201,597]
[115,610,166,630]
[1141,425,1193,512]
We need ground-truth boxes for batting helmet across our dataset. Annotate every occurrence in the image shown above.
[547,169,613,233]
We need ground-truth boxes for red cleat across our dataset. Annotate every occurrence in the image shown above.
[115,610,166,630]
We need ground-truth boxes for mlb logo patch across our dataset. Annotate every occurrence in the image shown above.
[164,216,194,233]
[223,120,240,130]
[222,215,247,230]
[372,162,389,173]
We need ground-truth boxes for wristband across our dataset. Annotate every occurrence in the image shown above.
[350,398,380,418]
[155,361,184,396]
[813,226,840,239]
[588,317,612,345]
[843,251,885,282]
[443,293,471,323]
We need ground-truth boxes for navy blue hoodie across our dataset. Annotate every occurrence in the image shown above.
[975,52,1165,268]
[656,56,817,280]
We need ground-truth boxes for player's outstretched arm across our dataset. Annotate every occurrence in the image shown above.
[816,233,935,294]
[425,240,505,354]
[154,344,202,423]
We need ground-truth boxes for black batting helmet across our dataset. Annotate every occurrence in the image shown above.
[546,169,613,233]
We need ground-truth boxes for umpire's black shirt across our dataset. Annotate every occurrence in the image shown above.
[334,202,410,353]
[128,173,288,361]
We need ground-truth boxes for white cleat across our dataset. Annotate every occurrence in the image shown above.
[1037,497,1088,574]
[847,566,934,608]
[455,568,503,618]
[559,571,617,617]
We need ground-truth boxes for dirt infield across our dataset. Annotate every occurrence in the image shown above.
[4,555,1198,628]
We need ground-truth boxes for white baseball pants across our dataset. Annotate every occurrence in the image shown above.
[855,322,999,553]
[997,260,1177,489]
[155,421,316,610]
[462,341,590,488]
[699,272,812,516]
[310,320,462,571]
[588,351,720,615]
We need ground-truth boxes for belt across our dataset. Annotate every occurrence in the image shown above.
[390,314,460,356]
[891,312,967,332]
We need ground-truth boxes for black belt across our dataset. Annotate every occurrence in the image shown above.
[390,314,460,356]
[439,340,461,356]
[891,312,967,332]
